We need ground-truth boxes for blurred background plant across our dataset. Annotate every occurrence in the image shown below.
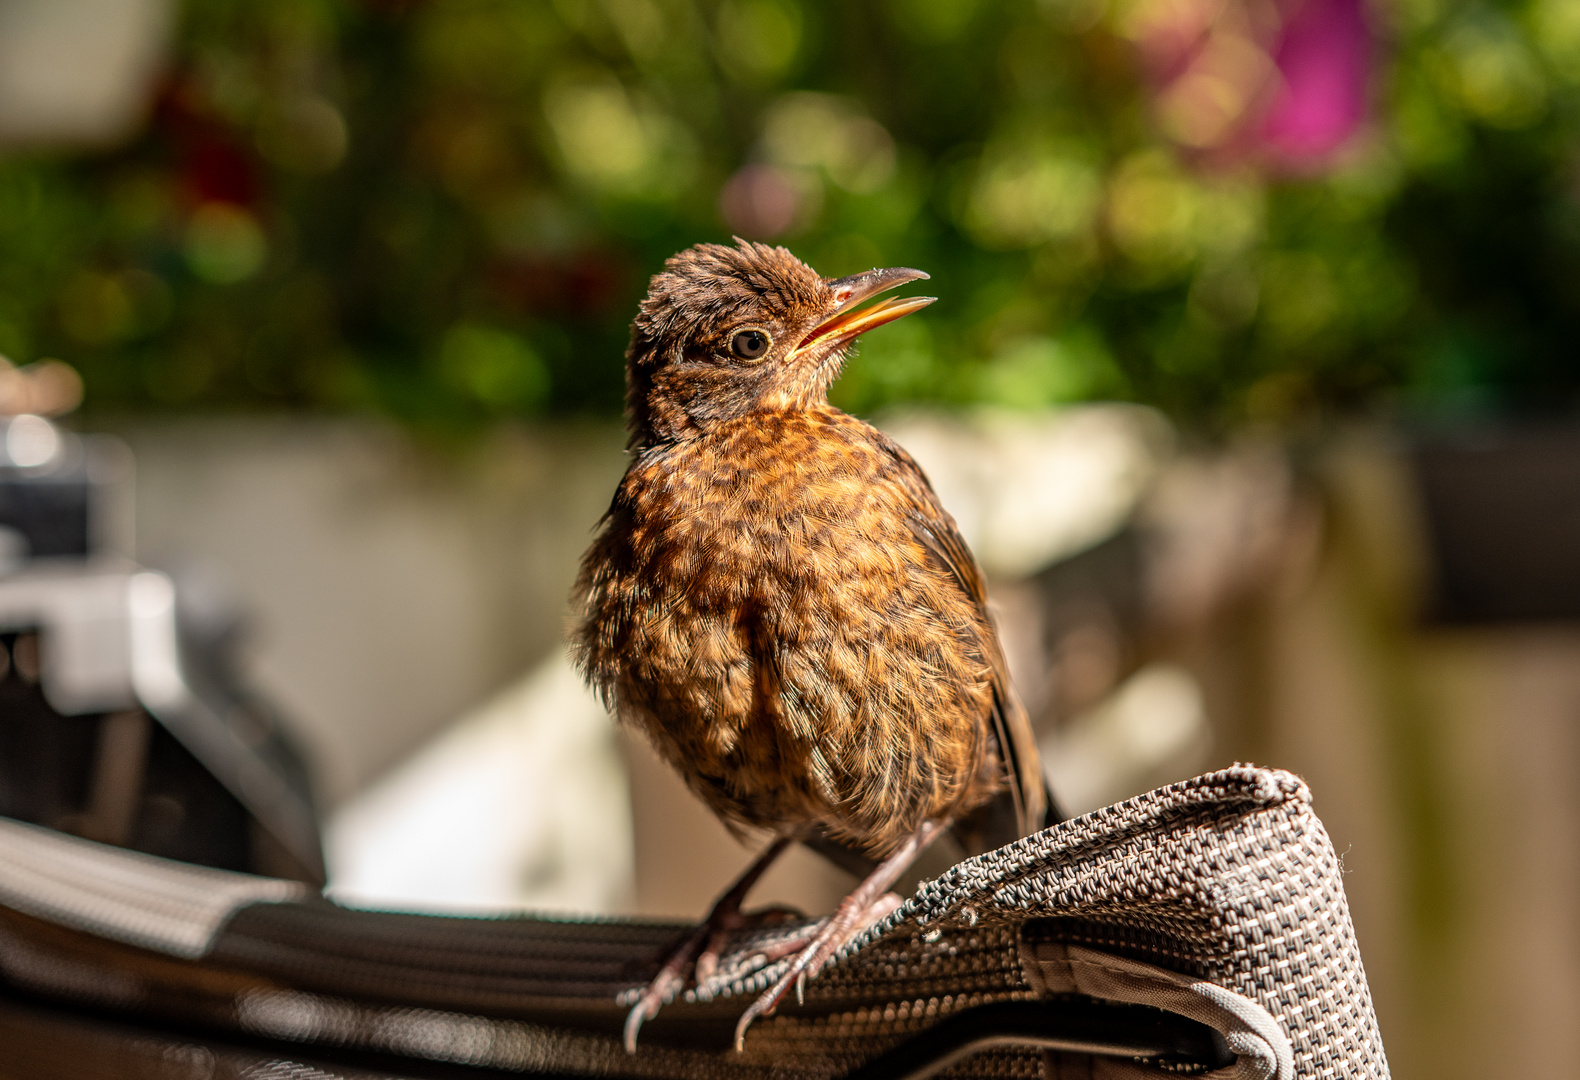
[3,0,1577,434]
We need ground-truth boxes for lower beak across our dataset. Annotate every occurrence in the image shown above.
[792,267,936,357]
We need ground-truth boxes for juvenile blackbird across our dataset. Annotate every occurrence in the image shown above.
[573,240,1048,1052]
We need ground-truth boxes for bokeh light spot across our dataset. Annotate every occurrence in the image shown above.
[184,203,268,284]
[256,97,348,175]
[720,164,813,237]
[964,140,1102,249]
[439,322,550,412]
[761,94,897,193]
[1105,152,1201,267]
[715,0,803,83]
[886,0,989,44]
[1436,16,1547,129]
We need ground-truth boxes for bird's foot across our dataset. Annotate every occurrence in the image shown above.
[732,818,945,1052]
[695,904,806,982]
[731,891,903,1051]
[623,836,797,1054]
[726,890,903,1048]
[624,904,812,1053]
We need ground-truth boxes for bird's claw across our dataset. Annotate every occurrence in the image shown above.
[623,1003,648,1055]
[733,991,777,1052]
[623,968,679,1055]
[733,917,852,1049]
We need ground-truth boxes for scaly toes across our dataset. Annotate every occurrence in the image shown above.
[733,893,903,1050]
[624,964,686,1054]
[734,929,841,1050]
[807,892,903,981]
[747,920,822,965]
[695,930,728,983]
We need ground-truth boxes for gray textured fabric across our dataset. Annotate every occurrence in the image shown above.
[721,765,1388,1080]
[0,815,307,957]
[0,767,1388,1079]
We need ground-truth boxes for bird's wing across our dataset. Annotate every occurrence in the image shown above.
[875,434,1050,843]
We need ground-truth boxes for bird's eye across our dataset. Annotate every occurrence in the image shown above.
[729,328,772,361]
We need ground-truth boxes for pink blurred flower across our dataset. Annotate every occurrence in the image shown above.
[1258,0,1372,163]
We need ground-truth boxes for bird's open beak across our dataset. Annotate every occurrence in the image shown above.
[792,267,936,358]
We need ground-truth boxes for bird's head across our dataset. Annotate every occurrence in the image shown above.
[624,239,934,446]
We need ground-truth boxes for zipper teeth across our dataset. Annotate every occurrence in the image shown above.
[1137,1059,1212,1075]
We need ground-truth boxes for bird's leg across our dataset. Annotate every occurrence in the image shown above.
[733,819,948,1052]
[624,835,798,1054]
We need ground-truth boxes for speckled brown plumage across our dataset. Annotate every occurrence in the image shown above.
[572,240,1048,1051]
[574,240,1044,858]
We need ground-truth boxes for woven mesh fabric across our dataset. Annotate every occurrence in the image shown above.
[0,766,1388,1080]
[742,765,1389,1080]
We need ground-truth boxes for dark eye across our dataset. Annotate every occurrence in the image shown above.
[729,328,772,361]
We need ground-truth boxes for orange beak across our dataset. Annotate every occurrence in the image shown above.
[791,267,936,358]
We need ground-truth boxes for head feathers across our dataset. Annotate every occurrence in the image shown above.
[625,239,832,447]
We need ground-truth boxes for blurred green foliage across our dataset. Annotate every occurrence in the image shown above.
[1,0,1578,431]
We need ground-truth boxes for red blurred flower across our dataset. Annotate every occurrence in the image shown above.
[155,80,261,209]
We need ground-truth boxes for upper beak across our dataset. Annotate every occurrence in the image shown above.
[792,267,936,357]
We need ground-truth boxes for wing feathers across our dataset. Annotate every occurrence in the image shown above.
[881,438,1049,841]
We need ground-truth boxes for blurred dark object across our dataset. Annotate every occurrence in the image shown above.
[0,415,323,884]
[1,992,444,1080]
[0,985,1231,1080]
[1024,530,1147,721]
[0,415,98,559]
[1413,427,1580,624]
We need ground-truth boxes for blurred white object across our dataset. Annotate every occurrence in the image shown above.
[1042,663,1211,816]
[882,405,1172,578]
[5,414,60,468]
[0,0,174,148]
[325,653,633,915]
